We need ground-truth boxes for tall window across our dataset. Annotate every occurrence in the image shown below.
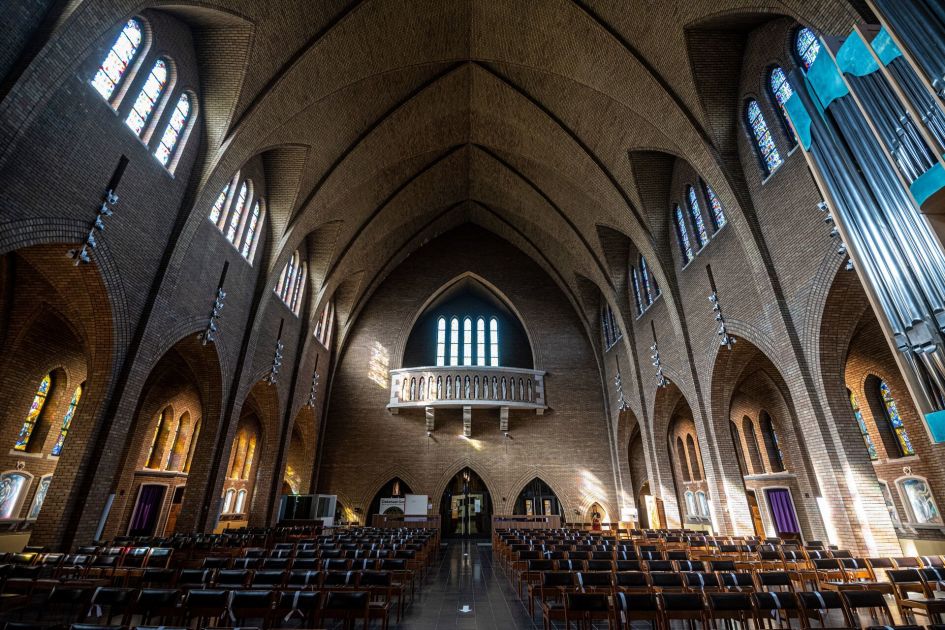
[743,417,765,474]
[314,301,335,347]
[145,408,171,469]
[760,412,785,472]
[704,184,727,231]
[879,380,915,456]
[746,99,782,175]
[52,383,83,457]
[630,267,643,316]
[640,256,654,305]
[768,66,796,144]
[155,93,191,166]
[226,182,248,243]
[125,58,168,136]
[275,250,306,315]
[676,437,691,481]
[849,389,878,460]
[686,186,709,248]
[490,318,499,366]
[686,434,702,481]
[795,27,822,70]
[463,318,473,365]
[209,183,230,225]
[449,318,459,366]
[436,318,446,366]
[602,303,622,349]
[674,205,694,264]
[240,201,262,259]
[476,318,486,366]
[91,19,143,100]
[15,374,52,452]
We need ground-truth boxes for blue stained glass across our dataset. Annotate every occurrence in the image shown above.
[640,256,653,305]
[15,374,51,451]
[880,380,915,456]
[704,185,727,230]
[796,27,821,70]
[52,384,82,457]
[674,206,694,263]
[747,100,783,174]
[849,390,878,460]
[686,186,709,248]
[631,267,643,316]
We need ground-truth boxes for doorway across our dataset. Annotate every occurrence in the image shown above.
[514,478,562,517]
[128,484,167,536]
[764,487,801,541]
[439,468,491,538]
[745,489,765,536]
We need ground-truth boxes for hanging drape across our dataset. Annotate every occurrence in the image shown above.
[766,488,800,534]
[129,484,165,535]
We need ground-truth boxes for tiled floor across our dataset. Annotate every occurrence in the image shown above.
[392,539,538,629]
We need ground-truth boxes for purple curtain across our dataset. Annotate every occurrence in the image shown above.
[130,485,166,535]
[766,488,800,534]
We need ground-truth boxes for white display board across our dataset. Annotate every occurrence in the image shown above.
[379,497,406,514]
[404,493,428,515]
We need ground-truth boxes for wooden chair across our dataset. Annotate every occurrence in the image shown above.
[563,592,612,629]
[614,592,663,630]
[841,589,895,627]
[707,591,756,629]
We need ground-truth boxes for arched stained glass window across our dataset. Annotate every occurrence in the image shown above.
[795,27,821,70]
[51,383,83,457]
[91,19,143,100]
[640,256,653,305]
[436,318,446,366]
[674,205,694,264]
[208,183,230,225]
[746,99,782,175]
[449,318,459,366]
[463,318,472,365]
[704,184,727,231]
[880,380,915,456]
[686,186,709,248]
[849,389,878,460]
[226,182,249,243]
[15,374,52,451]
[476,318,486,366]
[275,250,306,315]
[126,58,168,135]
[630,267,643,316]
[490,318,499,366]
[155,93,191,166]
[240,201,263,261]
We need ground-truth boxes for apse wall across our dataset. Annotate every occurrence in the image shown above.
[318,226,618,520]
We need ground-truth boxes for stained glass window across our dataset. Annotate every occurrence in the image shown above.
[880,380,915,456]
[795,27,821,70]
[746,99,782,174]
[209,183,229,225]
[15,374,51,451]
[91,19,143,100]
[640,256,653,305]
[673,206,694,264]
[125,59,168,135]
[240,201,262,260]
[849,390,877,460]
[51,384,83,457]
[630,267,643,316]
[704,184,727,231]
[490,318,499,366]
[27,476,51,520]
[436,318,446,366]
[463,318,472,365]
[476,318,486,366]
[226,182,248,243]
[900,478,942,524]
[449,318,459,366]
[0,473,29,520]
[155,93,191,166]
[275,250,305,315]
[686,186,709,248]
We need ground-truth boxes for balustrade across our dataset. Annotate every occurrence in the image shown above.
[388,365,546,413]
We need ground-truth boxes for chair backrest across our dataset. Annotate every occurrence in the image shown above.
[660,593,706,611]
[683,572,720,589]
[719,572,754,589]
[677,560,706,572]
[215,569,248,586]
[576,572,611,589]
[797,590,845,611]
[565,592,609,613]
[616,592,659,612]
[541,571,575,588]
[708,592,754,611]
[710,560,736,572]
[649,572,684,589]
[251,570,286,586]
[359,570,392,586]
[286,569,321,587]
[527,559,554,571]
[893,557,921,568]
[757,571,792,588]
[323,590,368,611]
[615,571,649,588]
[615,560,642,571]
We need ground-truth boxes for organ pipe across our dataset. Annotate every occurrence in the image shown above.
[781,17,945,441]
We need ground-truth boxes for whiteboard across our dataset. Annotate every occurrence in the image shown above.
[404,494,428,515]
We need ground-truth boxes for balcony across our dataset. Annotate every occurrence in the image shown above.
[388,366,546,414]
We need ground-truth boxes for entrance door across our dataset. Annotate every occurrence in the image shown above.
[745,489,765,536]
[439,468,491,538]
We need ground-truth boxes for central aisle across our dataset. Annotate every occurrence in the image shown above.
[395,540,538,629]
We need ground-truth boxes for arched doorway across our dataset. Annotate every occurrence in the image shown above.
[514,478,562,517]
[368,477,413,521]
[439,468,492,538]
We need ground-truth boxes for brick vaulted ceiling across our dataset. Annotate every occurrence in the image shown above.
[151,0,863,344]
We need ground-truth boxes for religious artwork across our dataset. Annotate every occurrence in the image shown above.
[91,19,142,99]
[849,390,878,460]
[686,186,709,248]
[795,27,822,70]
[16,374,51,451]
[27,476,51,520]
[52,384,83,457]
[900,478,942,525]
[880,380,915,456]
[704,185,727,231]
[746,100,783,174]
[0,473,29,520]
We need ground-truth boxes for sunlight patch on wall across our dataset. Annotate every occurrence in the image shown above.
[368,341,390,388]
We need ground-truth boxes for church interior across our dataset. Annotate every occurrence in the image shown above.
[3,1,945,628]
